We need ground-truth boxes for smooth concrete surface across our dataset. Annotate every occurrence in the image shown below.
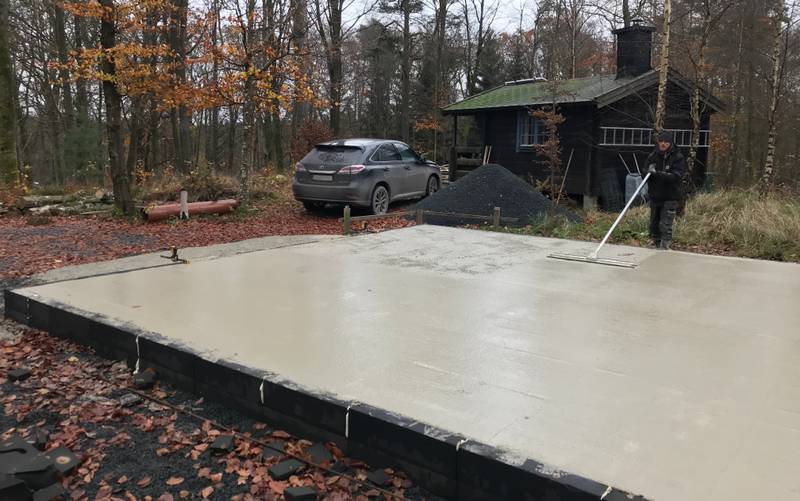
[17,226,800,500]
[0,234,340,314]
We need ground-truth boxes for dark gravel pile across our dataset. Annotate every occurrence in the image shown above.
[415,164,579,227]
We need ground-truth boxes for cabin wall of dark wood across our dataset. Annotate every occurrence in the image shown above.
[596,81,695,130]
[591,81,714,196]
[481,105,595,195]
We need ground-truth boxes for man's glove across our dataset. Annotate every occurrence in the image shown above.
[647,164,657,174]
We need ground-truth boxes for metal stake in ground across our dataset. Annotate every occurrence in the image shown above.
[548,172,652,268]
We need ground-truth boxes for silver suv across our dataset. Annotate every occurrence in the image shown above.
[292,139,441,214]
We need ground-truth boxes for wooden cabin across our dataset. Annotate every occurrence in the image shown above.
[442,21,725,209]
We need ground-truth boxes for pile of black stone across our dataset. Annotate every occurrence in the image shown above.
[415,163,580,227]
[0,432,78,500]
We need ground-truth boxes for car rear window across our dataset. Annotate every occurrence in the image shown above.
[301,146,363,165]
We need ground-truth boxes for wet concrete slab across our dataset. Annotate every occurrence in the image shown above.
[7,226,800,500]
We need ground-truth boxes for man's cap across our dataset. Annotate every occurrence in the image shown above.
[657,131,674,144]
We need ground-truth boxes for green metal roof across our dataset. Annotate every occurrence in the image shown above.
[443,69,726,114]
[442,73,641,113]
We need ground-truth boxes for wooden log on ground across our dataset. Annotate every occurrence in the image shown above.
[93,189,113,203]
[14,195,70,209]
[144,199,239,222]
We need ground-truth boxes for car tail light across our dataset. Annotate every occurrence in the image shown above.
[295,162,306,172]
[339,164,365,175]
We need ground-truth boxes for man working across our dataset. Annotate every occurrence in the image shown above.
[645,131,685,250]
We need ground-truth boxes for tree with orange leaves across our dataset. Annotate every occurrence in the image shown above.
[60,0,317,209]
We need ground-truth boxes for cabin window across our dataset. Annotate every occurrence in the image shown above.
[517,114,550,150]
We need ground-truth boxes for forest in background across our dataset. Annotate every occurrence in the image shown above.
[0,0,798,214]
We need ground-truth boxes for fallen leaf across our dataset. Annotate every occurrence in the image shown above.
[197,467,211,478]
[268,480,286,495]
[209,472,222,483]
[118,475,129,484]
[179,491,190,499]
[272,430,291,439]
[200,486,214,498]
[138,477,152,488]
[166,477,184,486]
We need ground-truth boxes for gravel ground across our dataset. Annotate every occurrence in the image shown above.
[415,163,580,226]
[1,329,435,500]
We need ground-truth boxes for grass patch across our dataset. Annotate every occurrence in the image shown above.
[499,190,800,262]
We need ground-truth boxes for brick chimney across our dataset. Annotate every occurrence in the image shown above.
[612,19,655,79]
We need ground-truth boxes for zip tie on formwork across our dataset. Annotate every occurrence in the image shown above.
[456,438,469,451]
[345,401,359,438]
[600,486,613,499]
[259,375,268,405]
[134,336,141,374]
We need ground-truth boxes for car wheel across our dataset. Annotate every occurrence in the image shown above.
[302,201,326,211]
[425,175,440,197]
[370,185,389,215]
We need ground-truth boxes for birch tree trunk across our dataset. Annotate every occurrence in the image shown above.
[653,0,671,134]
[688,0,716,180]
[760,0,786,197]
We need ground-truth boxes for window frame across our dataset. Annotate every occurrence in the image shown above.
[393,142,421,162]
[516,112,550,151]
[370,143,402,162]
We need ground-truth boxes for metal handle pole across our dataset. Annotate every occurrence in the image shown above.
[589,172,651,259]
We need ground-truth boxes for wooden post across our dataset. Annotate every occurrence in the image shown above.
[492,206,500,228]
[179,190,189,219]
[415,208,424,225]
[343,205,351,235]
[450,114,458,182]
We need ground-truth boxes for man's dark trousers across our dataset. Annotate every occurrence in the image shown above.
[650,199,678,247]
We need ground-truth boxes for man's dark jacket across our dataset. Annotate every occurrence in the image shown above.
[645,144,685,201]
